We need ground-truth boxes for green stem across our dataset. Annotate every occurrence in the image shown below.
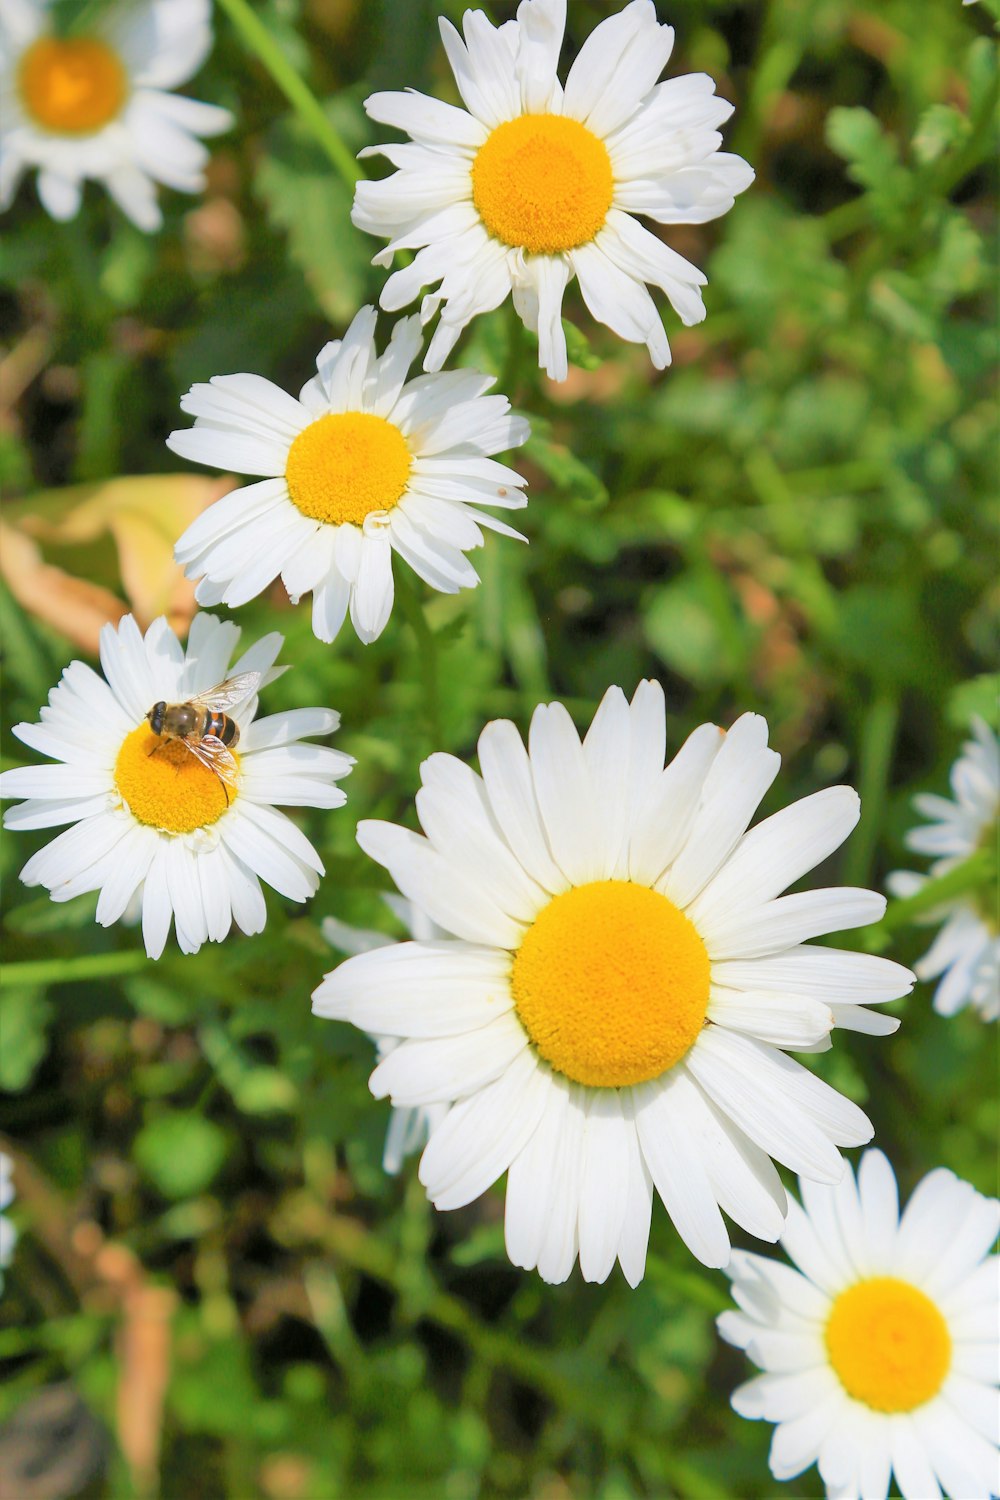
[0,950,149,990]
[843,688,901,888]
[215,0,362,192]
[882,848,994,931]
[859,848,995,953]
[397,572,443,745]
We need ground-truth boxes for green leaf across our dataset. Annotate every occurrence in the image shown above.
[947,674,1000,730]
[912,104,971,166]
[0,987,53,1092]
[255,105,374,323]
[134,1113,228,1199]
[644,570,749,687]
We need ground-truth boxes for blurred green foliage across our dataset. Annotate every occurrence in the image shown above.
[0,1,997,1497]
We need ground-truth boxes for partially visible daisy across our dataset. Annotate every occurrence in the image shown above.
[168,306,529,645]
[0,613,353,958]
[0,0,232,230]
[720,1149,1000,1500]
[0,1154,15,1294]
[352,0,753,380]
[323,896,448,1174]
[314,683,913,1286]
[888,716,999,1021]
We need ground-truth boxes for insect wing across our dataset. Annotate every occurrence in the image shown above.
[189,671,262,714]
[183,734,240,787]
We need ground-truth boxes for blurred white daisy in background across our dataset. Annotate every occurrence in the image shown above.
[314,682,913,1286]
[0,0,231,230]
[0,1154,16,1294]
[888,716,999,1021]
[719,1149,1000,1500]
[352,0,753,380]
[168,306,529,645]
[324,896,448,1174]
[0,613,353,958]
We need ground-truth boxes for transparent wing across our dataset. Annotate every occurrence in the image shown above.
[182,735,240,787]
[188,672,262,714]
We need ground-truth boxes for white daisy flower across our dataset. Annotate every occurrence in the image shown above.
[167,306,530,646]
[0,612,353,959]
[888,717,999,1022]
[719,1149,1000,1500]
[351,0,753,381]
[323,896,448,1174]
[0,0,232,231]
[0,1154,16,1295]
[313,683,913,1286]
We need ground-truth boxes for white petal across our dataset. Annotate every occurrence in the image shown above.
[661,713,780,908]
[528,701,606,883]
[356,821,524,948]
[577,1090,633,1284]
[313,940,514,1037]
[633,1071,732,1268]
[418,1049,546,1210]
[628,722,722,885]
[685,1027,872,1182]
[477,718,568,895]
[703,888,887,961]
[369,1010,528,1105]
[690,786,861,931]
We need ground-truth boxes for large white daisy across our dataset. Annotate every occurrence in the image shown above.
[0,612,353,958]
[323,896,448,1174]
[0,0,232,230]
[313,683,913,1286]
[351,0,753,381]
[888,716,999,1022]
[168,306,530,646]
[719,1149,1000,1500]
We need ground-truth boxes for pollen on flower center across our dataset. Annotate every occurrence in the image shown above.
[115,725,235,834]
[472,113,614,255]
[285,412,413,527]
[825,1276,952,1413]
[510,880,710,1087]
[18,36,128,134]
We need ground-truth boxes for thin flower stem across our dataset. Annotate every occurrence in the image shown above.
[215,0,362,192]
[859,848,995,953]
[0,950,149,989]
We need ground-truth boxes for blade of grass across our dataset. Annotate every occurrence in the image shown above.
[215,0,362,192]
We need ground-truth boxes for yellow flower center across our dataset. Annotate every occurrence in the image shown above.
[510,881,710,1087]
[18,37,128,135]
[825,1277,952,1413]
[115,725,235,834]
[284,412,413,527]
[471,113,614,255]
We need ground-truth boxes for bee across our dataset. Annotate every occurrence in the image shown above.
[145,672,262,804]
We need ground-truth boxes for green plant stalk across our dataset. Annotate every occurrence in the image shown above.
[397,572,444,745]
[0,950,149,989]
[843,688,901,888]
[860,848,995,955]
[215,0,361,192]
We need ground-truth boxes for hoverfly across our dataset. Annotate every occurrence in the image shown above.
[144,672,262,804]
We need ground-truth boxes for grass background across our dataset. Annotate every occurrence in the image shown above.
[0,1,997,1496]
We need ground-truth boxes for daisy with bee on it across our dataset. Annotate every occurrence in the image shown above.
[0,613,354,958]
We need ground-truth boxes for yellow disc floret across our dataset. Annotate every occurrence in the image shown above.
[510,880,710,1087]
[472,114,614,255]
[115,725,235,834]
[18,37,128,135]
[285,412,413,527]
[825,1276,952,1413]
